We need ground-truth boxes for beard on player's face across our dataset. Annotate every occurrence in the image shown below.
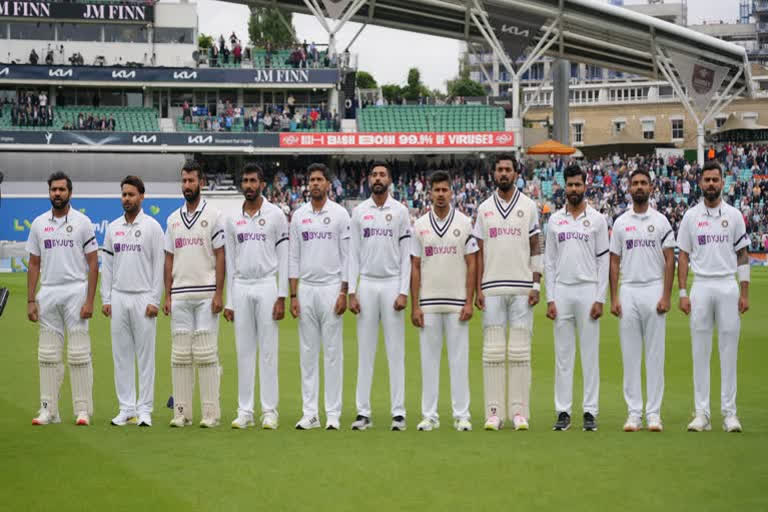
[183,185,200,203]
[310,186,326,200]
[703,186,721,202]
[496,178,513,192]
[122,199,140,215]
[371,182,387,195]
[49,193,69,211]
[566,191,584,206]
[243,187,259,201]
[631,189,649,205]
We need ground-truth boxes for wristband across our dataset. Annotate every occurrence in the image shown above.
[679,289,687,298]
[28,299,36,303]
[532,282,541,292]
[737,264,750,283]
[290,293,297,299]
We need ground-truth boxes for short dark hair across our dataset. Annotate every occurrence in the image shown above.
[47,171,72,192]
[307,162,332,181]
[701,161,723,177]
[120,175,145,194]
[429,170,451,188]
[563,165,586,184]
[242,162,264,182]
[181,160,204,180]
[368,161,391,178]
[494,153,517,170]
[629,168,651,183]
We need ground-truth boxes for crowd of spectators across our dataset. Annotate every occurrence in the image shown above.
[206,35,334,69]
[4,91,54,127]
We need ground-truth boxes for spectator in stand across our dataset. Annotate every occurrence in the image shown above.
[233,42,242,65]
[309,108,319,128]
[183,100,192,123]
[263,111,273,132]
[29,49,39,65]
[230,32,238,46]
[211,45,219,67]
[39,91,47,108]
[108,115,115,131]
[77,112,85,130]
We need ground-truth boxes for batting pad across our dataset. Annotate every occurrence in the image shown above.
[38,328,63,417]
[171,331,194,421]
[507,327,531,419]
[194,331,220,422]
[67,330,93,416]
[483,326,506,420]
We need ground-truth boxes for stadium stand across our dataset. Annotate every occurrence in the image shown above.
[2,104,159,132]
[357,105,505,133]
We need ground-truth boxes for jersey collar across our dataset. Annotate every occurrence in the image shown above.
[493,188,520,219]
[123,209,145,225]
[429,207,455,238]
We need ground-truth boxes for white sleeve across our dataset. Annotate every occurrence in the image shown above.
[732,212,750,252]
[150,222,164,308]
[529,204,541,237]
[288,214,300,280]
[660,217,676,250]
[609,218,623,256]
[544,223,558,303]
[594,218,610,304]
[677,213,692,254]
[275,213,290,298]
[25,222,40,256]
[465,235,479,255]
[348,212,361,294]
[398,212,412,296]
[224,218,236,310]
[211,212,225,250]
[471,214,484,241]
[164,220,175,254]
[100,227,113,305]
[80,219,98,255]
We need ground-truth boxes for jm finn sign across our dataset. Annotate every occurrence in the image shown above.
[0,1,154,22]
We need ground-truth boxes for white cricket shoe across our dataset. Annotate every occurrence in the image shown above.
[32,408,61,426]
[623,415,643,432]
[295,416,321,430]
[687,414,711,432]
[137,413,152,427]
[512,414,529,431]
[261,412,279,430]
[647,414,663,432]
[417,418,439,431]
[75,413,90,426]
[110,411,137,426]
[390,415,406,431]
[200,417,220,428]
[351,415,372,430]
[169,414,192,428]
[723,415,743,433]
[484,415,502,431]
[455,418,472,431]
[231,414,255,429]
[325,417,340,431]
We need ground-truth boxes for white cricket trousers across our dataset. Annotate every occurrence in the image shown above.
[690,277,741,418]
[298,281,344,420]
[420,312,470,421]
[355,276,405,419]
[111,290,156,416]
[232,277,279,418]
[619,282,665,418]
[553,282,600,416]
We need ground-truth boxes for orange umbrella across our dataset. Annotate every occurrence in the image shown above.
[526,139,577,155]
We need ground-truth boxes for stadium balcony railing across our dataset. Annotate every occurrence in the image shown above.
[1,105,159,132]
[357,105,505,133]
[203,48,332,69]
[176,115,336,133]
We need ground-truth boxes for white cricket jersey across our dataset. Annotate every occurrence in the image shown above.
[544,205,610,303]
[411,208,478,313]
[288,199,351,285]
[224,198,290,308]
[164,200,225,300]
[473,189,541,296]
[25,207,98,286]
[609,206,676,285]
[677,200,750,278]
[348,195,412,295]
[100,209,165,306]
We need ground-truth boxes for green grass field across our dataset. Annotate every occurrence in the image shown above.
[1,271,767,511]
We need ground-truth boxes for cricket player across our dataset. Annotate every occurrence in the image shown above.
[26,171,98,426]
[544,165,609,432]
[163,161,226,428]
[677,161,750,433]
[289,163,350,431]
[474,154,541,431]
[348,161,411,431]
[223,163,288,430]
[101,176,164,427]
[411,171,477,432]
[609,169,675,433]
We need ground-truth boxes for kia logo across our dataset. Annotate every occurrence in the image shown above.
[49,69,73,78]
[283,135,299,145]
[499,24,530,37]
[173,71,197,80]
[132,135,157,144]
[188,135,213,144]
[112,70,136,79]
[0,67,9,77]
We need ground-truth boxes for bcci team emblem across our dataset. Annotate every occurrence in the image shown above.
[201,220,208,228]
[647,225,655,233]
[259,218,266,226]
[135,230,141,238]
[722,219,729,228]
[453,229,461,237]
[583,220,591,227]
[66,225,73,233]
[517,210,525,218]
[386,214,393,222]
[323,217,331,225]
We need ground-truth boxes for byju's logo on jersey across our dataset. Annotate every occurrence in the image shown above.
[237,233,266,243]
[363,227,393,238]
[424,245,457,257]
[44,239,74,249]
[489,227,522,239]
[114,243,142,253]
[302,231,333,241]
[698,234,729,246]
[625,239,656,250]
[174,237,204,248]
[558,232,590,243]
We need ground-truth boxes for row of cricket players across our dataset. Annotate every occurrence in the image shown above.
[25,156,751,433]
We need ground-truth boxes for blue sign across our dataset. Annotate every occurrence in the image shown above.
[1,197,183,246]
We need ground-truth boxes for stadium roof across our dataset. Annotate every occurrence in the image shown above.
[238,0,753,96]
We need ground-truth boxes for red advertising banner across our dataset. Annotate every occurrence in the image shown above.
[279,132,515,148]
